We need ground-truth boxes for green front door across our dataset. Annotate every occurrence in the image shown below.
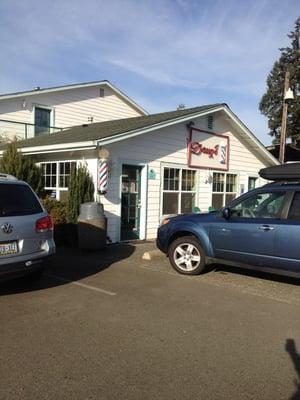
[121,165,142,240]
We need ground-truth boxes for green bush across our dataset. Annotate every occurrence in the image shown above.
[42,197,67,225]
[67,164,95,224]
[0,141,44,195]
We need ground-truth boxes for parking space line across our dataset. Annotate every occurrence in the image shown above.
[45,274,116,296]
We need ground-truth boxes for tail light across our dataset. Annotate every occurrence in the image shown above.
[36,215,53,233]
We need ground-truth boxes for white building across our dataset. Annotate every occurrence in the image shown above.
[0,82,278,242]
[0,80,146,141]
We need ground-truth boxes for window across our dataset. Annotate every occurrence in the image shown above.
[34,107,51,135]
[288,192,300,220]
[212,173,237,209]
[231,191,286,219]
[162,167,196,215]
[248,177,257,191]
[207,115,214,130]
[41,161,76,199]
[99,88,105,97]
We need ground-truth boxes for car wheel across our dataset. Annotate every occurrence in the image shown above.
[168,236,206,275]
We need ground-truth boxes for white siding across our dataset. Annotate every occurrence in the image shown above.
[0,85,144,140]
[98,113,272,242]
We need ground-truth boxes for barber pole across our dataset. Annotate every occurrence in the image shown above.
[219,141,227,165]
[98,159,108,194]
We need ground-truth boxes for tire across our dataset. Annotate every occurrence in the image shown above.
[168,236,206,275]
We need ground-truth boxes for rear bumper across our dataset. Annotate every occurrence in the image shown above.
[0,256,54,281]
[0,240,55,281]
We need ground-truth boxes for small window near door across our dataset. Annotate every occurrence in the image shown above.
[248,177,257,191]
[288,192,300,220]
[212,173,237,209]
[35,107,51,135]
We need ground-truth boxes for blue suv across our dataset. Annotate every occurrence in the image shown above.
[157,164,300,278]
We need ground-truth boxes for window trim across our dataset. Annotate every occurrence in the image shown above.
[160,164,198,217]
[32,103,55,134]
[39,160,77,200]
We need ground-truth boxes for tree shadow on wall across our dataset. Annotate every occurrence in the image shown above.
[286,339,300,400]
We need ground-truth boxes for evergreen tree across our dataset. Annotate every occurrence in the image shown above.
[259,17,300,142]
[0,142,44,195]
[66,164,95,224]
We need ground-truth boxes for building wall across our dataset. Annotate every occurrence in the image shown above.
[99,112,271,242]
[0,85,144,140]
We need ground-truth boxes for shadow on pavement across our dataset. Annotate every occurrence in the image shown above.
[0,243,135,296]
[208,264,300,286]
[286,339,300,400]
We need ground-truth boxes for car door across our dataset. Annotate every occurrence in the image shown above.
[273,190,300,273]
[209,189,288,267]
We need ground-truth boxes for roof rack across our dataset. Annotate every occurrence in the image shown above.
[0,173,18,181]
[259,163,300,181]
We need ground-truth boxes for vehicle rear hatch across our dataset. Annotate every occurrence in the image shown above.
[0,182,46,260]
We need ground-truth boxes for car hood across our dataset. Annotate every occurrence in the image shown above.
[168,211,220,224]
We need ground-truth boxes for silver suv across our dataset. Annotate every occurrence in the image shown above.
[0,173,55,281]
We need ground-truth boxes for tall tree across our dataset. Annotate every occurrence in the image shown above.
[66,164,95,224]
[259,17,300,143]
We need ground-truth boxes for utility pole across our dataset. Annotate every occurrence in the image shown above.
[279,70,290,164]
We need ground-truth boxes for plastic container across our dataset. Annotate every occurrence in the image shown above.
[78,202,107,250]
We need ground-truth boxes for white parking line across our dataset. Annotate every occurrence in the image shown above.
[45,274,116,296]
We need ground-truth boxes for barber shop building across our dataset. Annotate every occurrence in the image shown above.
[0,81,278,242]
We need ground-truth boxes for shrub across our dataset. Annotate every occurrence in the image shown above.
[0,141,44,195]
[42,197,67,225]
[67,164,95,224]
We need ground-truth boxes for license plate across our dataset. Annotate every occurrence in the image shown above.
[0,242,18,256]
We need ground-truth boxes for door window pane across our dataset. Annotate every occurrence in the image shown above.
[288,192,300,220]
[232,191,286,219]
[163,192,179,215]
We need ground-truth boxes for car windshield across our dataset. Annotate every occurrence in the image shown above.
[0,183,43,216]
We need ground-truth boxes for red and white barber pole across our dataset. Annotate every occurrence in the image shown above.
[98,159,108,194]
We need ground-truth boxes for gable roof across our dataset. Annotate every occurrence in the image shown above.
[0,80,147,115]
[0,103,278,166]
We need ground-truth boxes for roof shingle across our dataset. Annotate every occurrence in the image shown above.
[1,104,225,149]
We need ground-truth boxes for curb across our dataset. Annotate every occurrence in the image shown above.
[142,249,164,261]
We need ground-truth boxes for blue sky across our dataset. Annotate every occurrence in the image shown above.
[0,0,299,144]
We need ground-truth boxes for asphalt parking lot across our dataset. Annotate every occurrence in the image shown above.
[1,242,300,400]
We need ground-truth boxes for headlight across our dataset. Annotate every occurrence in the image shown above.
[161,218,170,226]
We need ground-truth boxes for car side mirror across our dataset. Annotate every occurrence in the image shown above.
[222,207,231,219]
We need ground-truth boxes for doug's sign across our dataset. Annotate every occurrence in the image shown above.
[188,128,229,170]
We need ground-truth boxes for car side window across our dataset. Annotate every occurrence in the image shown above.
[230,191,286,219]
[288,192,300,220]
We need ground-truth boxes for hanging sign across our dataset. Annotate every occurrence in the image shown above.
[98,159,108,194]
[148,169,156,180]
[188,128,229,171]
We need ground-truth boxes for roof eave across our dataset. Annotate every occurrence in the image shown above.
[97,105,225,146]
[0,81,148,116]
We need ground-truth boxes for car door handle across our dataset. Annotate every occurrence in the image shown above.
[258,225,274,231]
